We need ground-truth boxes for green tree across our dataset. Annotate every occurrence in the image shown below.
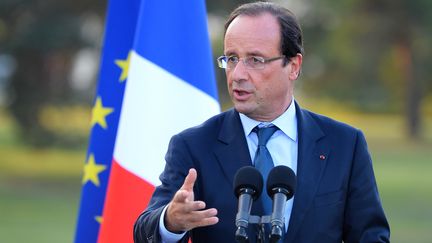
[300,0,432,139]
[0,0,105,146]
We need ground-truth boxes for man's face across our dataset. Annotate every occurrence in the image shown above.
[224,13,301,121]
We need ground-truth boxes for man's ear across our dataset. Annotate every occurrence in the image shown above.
[288,53,302,80]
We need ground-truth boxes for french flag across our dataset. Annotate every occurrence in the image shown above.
[95,0,219,242]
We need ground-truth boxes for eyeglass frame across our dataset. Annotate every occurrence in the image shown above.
[216,55,287,70]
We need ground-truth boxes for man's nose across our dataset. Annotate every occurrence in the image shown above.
[230,59,249,81]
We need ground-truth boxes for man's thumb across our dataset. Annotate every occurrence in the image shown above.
[181,168,197,191]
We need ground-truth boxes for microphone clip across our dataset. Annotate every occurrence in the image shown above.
[248,215,284,243]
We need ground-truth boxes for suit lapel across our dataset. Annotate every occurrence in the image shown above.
[285,103,330,242]
[213,109,252,187]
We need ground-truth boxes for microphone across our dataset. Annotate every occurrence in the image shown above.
[233,166,264,243]
[267,165,296,243]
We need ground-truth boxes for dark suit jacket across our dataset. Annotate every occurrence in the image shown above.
[134,103,390,243]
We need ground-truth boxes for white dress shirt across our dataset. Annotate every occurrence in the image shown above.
[159,100,298,242]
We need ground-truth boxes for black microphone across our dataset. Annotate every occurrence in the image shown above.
[233,166,264,243]
[267,165,296,243]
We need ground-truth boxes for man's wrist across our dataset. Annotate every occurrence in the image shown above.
[164,204,184,234]
[159,205,186,242]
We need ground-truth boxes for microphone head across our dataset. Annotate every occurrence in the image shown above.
[233,166,263,200]
[267,165,296,200]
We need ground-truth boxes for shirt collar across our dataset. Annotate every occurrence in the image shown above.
[239,99,297,142]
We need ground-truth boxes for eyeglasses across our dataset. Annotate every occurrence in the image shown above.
[217,55,286,70]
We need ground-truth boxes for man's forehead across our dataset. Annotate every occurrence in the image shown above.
[226,13,279,33]
[224,14,281,54]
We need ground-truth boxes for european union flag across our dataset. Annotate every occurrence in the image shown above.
[74,0,141,242]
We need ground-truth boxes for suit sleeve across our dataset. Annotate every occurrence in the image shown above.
[343,130,390,242]
[133,134,193,243]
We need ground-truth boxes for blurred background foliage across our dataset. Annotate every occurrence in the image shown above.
[0,0,431,242]
[0,0,104,147]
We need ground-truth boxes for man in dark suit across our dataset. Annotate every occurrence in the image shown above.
[134,2,390,242]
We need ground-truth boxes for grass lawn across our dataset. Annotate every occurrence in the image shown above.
[0,110,431,242]
[372,142,432,243]
[0,178,81,243]
[0,145,84,243]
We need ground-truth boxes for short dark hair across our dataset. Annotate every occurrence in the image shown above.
[224,2,304,61]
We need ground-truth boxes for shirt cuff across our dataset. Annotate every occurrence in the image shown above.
[159,205,187,243]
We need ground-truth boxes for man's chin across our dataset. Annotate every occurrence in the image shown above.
[233,103,254,115]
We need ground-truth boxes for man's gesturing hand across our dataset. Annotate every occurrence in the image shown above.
[165,168,219,232]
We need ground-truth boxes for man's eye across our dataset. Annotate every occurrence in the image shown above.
[250,56,264,63]
[227,56,239,63]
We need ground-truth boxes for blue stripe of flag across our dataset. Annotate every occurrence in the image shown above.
[133,0,219,100]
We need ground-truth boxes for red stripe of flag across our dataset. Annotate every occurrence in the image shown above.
[97,160,155,243]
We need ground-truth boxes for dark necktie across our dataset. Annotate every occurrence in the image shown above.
[253,125,279,215]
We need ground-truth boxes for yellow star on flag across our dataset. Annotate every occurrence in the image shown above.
[90,96,114,129]
[82,153,107,186]
[95,216,103,224]
[115,51,132,82]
